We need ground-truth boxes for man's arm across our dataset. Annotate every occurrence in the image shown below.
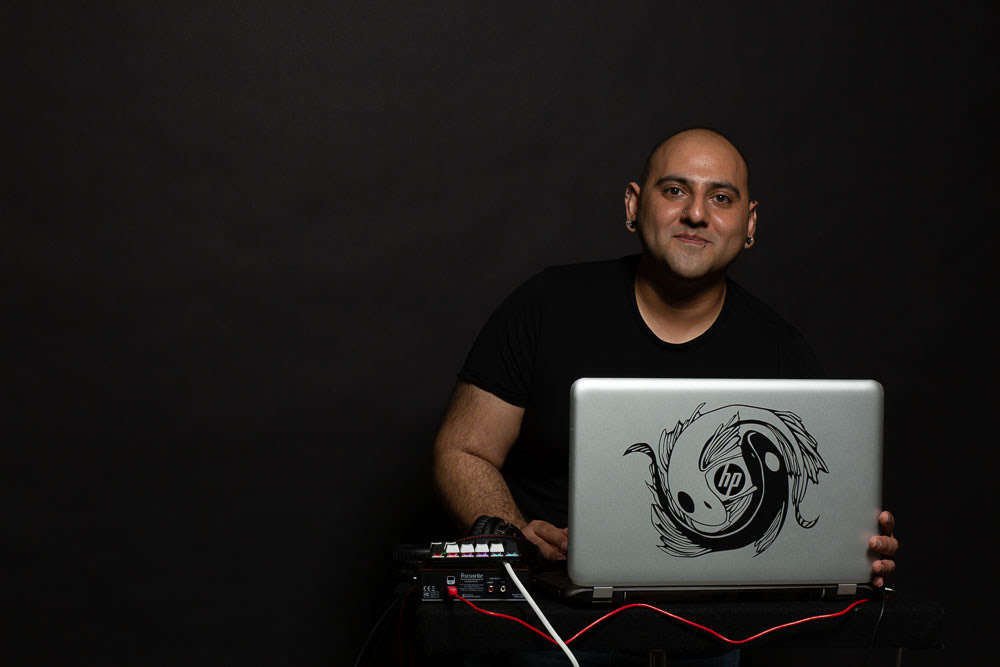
[432,381,568,560]
[432,381,525,528]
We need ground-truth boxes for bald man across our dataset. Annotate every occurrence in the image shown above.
[432,128,897,588]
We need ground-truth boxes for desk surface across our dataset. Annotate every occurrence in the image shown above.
[409,589,943,658]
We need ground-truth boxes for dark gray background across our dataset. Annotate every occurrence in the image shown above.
[5,2,993,664]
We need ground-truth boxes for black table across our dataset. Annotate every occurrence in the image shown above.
[404,588,943,665]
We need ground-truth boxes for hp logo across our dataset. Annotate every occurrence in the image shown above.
[713,463,745,497]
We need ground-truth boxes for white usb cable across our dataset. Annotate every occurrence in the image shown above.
[502,561,579,667]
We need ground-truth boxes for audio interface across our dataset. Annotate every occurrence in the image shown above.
[419,539,531,602]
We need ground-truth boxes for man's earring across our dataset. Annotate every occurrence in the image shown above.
[626,220,636,229]
[746,236,754,245]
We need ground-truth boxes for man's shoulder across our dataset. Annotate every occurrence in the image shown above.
[487,255,635,320]
[487,254,636,324]
[724,279,826,378]
[725,279,805,336]
[529,254,638,288]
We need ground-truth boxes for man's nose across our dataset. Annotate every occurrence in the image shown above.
[682,198,707,225]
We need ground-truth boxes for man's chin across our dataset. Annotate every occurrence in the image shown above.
[655,257,719,282]
[640,253,728,289]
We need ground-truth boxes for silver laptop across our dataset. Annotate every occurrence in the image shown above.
[552,378,883,602]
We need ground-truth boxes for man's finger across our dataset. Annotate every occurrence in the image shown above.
[875,559,895,577]
[526,532,566,561]
[534,523,568,546]
[521,521,568,560]
[869,535,898,556]
[879,510,895,535]
[524,520,568,551]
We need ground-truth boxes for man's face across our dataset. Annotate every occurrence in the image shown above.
[626,131,757,282]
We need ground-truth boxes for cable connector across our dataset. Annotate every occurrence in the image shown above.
[446,585,460,599]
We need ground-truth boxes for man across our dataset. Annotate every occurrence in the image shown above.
[432,127,897,588]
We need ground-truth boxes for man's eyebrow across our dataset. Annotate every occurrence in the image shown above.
[653,174,742,199]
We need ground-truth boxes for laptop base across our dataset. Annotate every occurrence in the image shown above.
[532,567,878,605]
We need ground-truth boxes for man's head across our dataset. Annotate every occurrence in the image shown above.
[624,128,758,284]
[637,127,751,195]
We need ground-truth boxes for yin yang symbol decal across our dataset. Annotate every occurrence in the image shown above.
[624,404,829,557]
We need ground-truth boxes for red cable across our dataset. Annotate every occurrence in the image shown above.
[448,588,560,644]
[565,598,870,645]
[449,588,872,647]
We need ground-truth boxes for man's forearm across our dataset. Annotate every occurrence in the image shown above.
[433,448,526,531]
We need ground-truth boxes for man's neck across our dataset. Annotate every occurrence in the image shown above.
[634,254,728,344]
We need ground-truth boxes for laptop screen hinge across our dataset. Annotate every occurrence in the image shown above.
[592,586,613,601]
[836,583,858,597]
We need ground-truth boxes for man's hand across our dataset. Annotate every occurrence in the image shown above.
[869,510,898,588]
[521,520,569,562]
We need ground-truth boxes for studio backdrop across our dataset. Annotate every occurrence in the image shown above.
[5,2,993,664]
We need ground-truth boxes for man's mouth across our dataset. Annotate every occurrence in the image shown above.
[675,234,709,247]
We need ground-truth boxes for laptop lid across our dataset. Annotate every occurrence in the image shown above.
[565,378,883,598]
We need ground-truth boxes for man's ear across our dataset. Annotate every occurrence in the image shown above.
[624,181,641,230]
[745,200,759,246]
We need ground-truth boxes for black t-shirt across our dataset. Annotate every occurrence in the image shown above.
[458,254,824,527]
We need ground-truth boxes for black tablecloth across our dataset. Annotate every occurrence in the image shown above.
[407,589,942,659]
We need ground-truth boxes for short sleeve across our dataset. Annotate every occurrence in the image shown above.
[457,271,549,407]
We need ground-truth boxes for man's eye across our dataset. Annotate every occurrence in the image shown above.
[663,187,683,196]
[712,194,732,204]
